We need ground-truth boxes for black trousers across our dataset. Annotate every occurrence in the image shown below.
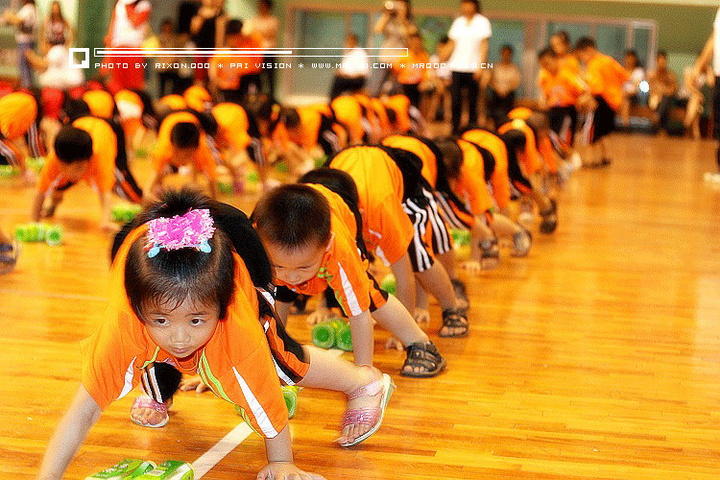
[450,71,479,134]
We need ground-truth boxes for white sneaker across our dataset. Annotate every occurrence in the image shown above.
[518,211,535,229]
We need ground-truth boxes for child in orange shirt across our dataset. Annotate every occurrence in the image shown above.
[38,189,395,479]
[0,91,42,181]
[395,33,430,109]
[254,180,446,377]
[575,36,629,168]
[327,145,470,337]
[538,47,585,169]
[31,117,142,230]
[147,110,220,199]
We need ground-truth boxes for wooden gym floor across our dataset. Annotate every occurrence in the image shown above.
[1,133,720,479]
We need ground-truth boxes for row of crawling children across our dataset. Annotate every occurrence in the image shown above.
[0,76,570,479]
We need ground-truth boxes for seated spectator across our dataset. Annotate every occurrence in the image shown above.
[620,50,645,128]
[647,51,678,133]
[487,44,521,128]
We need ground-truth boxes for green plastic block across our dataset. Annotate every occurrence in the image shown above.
[246,171,260,183]
[45,226,63,246]
[274,160,289,173]
[332,319,353,352]
[450,228,471,247]
[0,165,19,178]
[311,322,335,349]
[112,204,142,223]
[282,385,299,418]
[26,157,45,173]
[380,274,396,296]
[217,180,233,195]
[85,459,155,479]
[135,460,194,480]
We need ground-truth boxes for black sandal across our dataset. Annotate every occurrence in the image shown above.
[439,308,469,338]
[451,278,469,310]
[401,342,446,378]
[539,199,558,234]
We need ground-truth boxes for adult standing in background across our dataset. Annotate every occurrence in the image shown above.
[190,0,227,84]
[243,0,279,100]
[368,0,417,97]
[440,0,491,134]
[39,1,73,55]
[2,0,37,88]
[102,0,151,93]
[693,8,720,181]
[487,44,521,127]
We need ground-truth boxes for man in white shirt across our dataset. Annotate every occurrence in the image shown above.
[243,0,280,99]
[693,8,720,180]
[440,0,491,134]
[330,33,370,99]
[101,0,151,92]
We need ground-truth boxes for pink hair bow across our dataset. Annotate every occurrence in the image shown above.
[146,209,216,258]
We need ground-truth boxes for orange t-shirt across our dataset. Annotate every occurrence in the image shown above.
[274,184,385,316]
[381,134,437,188]
[37,116,117,194]
[559,54,580,75]
[83,90,116,119]
[81,225,288,438]
[329,146,414,266]
[395,50,429,85]
[383,95,412,133]
[584,53,629,111]
[152,111,218,180]
[158,94,188,111]
[538,68,584,108]
[183,85,213,113]
[212,103,251,152]
[0,92,37,140]
[331,95,365,144]
[460,129,511,210]
[455,139,494,216]
[498,119,543,177]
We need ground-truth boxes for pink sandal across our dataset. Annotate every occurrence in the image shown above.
[130,395,170,428]
[339,372,396,447]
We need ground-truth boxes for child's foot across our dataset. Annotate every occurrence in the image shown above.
[511,229,532,257]
[479,238,500,270]
[42,203,57,219]
[130,395,171,428]
[439,308,469,338]
[413,307,430,324]
[401,341,446,377]
[338,366,395,447]
[539,199,558,234]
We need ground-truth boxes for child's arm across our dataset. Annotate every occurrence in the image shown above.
[37,385,102,480]
[275,300,292,326]
[31,190,45,222]
[257,424,326,480]
[98,191,116,232]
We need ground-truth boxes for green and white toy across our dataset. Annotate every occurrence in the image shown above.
[85,458,155,479]
[135,460,194,480]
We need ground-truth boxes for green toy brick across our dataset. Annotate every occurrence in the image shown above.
[311,322,335,349]
[380,274,396,296]
[85,459,155,479]
[135,460,194,480]
[450,228,471,247]
[0,165,19,178]
[44,226,63,246]
[282,385,299,419]
[332,319,353,352]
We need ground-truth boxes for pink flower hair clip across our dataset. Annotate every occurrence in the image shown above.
[145,209,216,258]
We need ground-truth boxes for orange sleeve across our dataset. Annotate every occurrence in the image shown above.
[323,232,373,317]
[80,309,146,410]
[196,138,218,180]
[36,152,63,193]
[372,193,414,265]
[151,143,172,173]
[88,121,118,193]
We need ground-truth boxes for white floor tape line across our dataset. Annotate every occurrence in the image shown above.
[191,348,346,477]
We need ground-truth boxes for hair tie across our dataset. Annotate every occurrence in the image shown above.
[145,209,215,258]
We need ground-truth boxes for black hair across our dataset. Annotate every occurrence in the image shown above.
[657,50,667,59]
[461,0,480,13]
[299,167,368,257]
[282,108,301,130]
[54,125,93,163]
[253,184,333,251]
[226,19,243,36]
[259,0,273,9]
[60,98,91,124]
[538,46,556,60]
[124,189,236,321]
[160,18,174,30]
[500,44,513,54]
[434,137,463,180]
[170,122,200,149]
[438,35,450,45]
[575,36,596,51]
